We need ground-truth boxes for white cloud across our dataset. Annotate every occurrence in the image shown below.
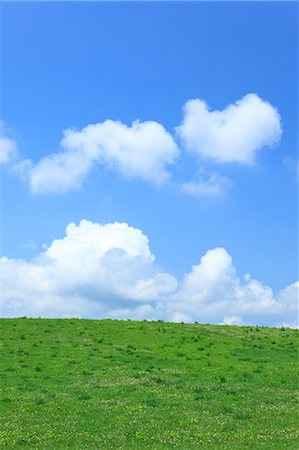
[220,316,244,326]
[1,220,297,327]
[0,121,17,165]
[176,93,282,164]
[276,281,298,313]
[1,220,177,318]
[168,248,298,327]
[7,94,282,193]
[22,120,179,193]
[182,170,231,198]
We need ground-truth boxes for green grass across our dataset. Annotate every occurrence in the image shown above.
[0,318,298,449]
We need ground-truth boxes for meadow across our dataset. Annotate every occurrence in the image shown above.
[0,318,298,449]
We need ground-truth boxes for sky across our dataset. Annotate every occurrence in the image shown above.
[0,1,298,327]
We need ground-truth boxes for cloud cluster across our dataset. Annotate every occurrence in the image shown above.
[23,120,179,193]
[1,220,177,318]
[0,121,17,165]
[1,220,297,327]
[2,93,282,195]
[176,93,282,164]
[170,249,294,326]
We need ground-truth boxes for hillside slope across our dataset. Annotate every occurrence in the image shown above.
[1,319,298,449]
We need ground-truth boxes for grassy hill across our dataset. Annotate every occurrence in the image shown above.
[1,318,298,449]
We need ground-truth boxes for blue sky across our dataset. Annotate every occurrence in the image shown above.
[0,2,298,326]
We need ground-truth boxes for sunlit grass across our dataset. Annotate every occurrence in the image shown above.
[1,318,298,449]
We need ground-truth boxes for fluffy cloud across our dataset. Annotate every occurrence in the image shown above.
[176,94,282,164]
[182,170,231,198]
[22,120,179,193]
[0,121,17,165]
[168,249,287,326]
[1,220,177,318]
[5,94,283,193]
[1,220,297,327]
[276,281,298,314]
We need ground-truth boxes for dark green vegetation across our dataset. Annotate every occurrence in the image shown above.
[1,319,298,449]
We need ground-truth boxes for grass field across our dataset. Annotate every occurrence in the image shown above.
[0,318,298,449]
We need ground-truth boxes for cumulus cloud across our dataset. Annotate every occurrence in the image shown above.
[0,121,17,165]
[21,120,179,193]
[182,170,231,198]
[176,93,282,164]
[1,220,177,318]
[276,281,298,314]
[166,249,297,327]
[6,94,283,193]
[1,220,297,327]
